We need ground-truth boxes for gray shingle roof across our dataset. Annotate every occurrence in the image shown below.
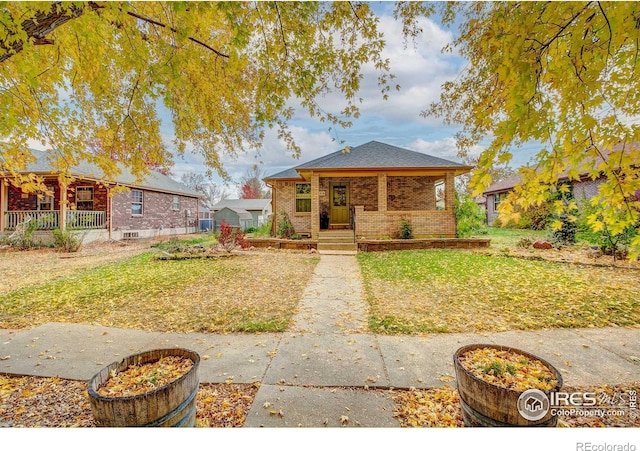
[212,198,271,211]
[19,149,202,198]
[213,207,253,221]
[265,141,469,180]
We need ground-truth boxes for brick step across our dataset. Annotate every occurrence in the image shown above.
[318,236,355,244]
[317,243,357,252]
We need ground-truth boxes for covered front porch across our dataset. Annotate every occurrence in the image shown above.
[301,170,457,240]
[0,177,110,233]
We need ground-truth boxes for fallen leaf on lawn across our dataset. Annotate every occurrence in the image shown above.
[439,374,454,383]
[629,356,640,362]
[263,402,271,409]
[0,355,10,360]
[340,415,349,425]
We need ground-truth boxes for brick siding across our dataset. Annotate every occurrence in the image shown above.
[273,173,454,238]
[354,206,455,238]
[67,182,108,212]
[387,176,436,211]
[7,180,59,211]
[573,177,605,201]
[111,189,199,231]
[272,181,312,235]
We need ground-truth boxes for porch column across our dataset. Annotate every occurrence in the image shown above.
[311,173,320,239]
[59,179,68,231]
[0,179,5,232]
[445,171,455,211]
[107,186,113,240]
[377,172,387,212]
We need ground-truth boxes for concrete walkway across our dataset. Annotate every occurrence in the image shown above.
[1,254,639,427]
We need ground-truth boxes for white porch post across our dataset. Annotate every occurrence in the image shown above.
[0,179,5,232]
[59,179,68,232]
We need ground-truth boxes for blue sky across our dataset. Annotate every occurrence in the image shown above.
[159,3,540,195]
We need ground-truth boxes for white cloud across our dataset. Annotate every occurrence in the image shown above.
[169,126,339,194]
[407,137,484,162]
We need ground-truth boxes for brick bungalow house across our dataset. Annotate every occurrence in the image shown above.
[264,141,472,240]
[0,149,202,242]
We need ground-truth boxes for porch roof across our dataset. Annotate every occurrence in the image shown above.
[264,141,472,182]
[11,149,202,198]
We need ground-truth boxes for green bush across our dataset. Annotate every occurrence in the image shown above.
[277,211,295,239]
[576,202,638,258]
[52,228,84,252]
[455,193,488,238]
[7,216,39,249]
[548,212,578,247]
[395,217,414,239]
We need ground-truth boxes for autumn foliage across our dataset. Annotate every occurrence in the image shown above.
[216,221,249,252]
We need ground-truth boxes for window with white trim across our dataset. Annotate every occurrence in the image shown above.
[76,186,94,210]
[295,183,311,213]
[37,190,54,210]
[493,192,506,211]
[131,190,143,215]
[172,195,180,211]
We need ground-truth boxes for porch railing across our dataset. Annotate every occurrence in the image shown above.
[3,210,107,230]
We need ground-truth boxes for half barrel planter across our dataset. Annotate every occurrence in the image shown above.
[88,348,200,427]
[453,344,563,427]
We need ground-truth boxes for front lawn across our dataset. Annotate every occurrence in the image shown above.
[0,251,319,333]
[357,250,640,334]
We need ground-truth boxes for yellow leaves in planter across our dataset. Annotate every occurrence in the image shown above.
[96,356,194,398]
[458,347,558,392]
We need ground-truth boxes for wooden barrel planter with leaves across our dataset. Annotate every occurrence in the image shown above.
[88,348,200,427]
[453,344,563,427]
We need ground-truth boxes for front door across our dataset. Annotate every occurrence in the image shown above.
[330,183,349,226]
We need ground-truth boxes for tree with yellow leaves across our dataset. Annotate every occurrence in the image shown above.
[1,1,420,183]
[427,2,640,258]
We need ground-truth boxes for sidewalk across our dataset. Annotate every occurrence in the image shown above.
[1,254,639,427]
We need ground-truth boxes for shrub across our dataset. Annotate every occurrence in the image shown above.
[7,216,38,249]
[577,202,638,259]
[216,221,249,252]
[455,193,488,238]
[277,211,295,239]
[548,211,577,247]
[244,226,257,233]
[395,217,414,239]
[52,228,84,252]
[519,202,552,230]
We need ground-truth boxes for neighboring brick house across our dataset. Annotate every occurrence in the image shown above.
[264,141,472,239]
[0,149,202,242]
[483,170,606,225]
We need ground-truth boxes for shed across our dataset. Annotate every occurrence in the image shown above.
[212,207,254,231]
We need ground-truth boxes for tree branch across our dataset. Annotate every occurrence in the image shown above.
[0,2,230,64]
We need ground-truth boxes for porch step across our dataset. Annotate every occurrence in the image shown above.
[317,242,358,253]
[317,230,356,254]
